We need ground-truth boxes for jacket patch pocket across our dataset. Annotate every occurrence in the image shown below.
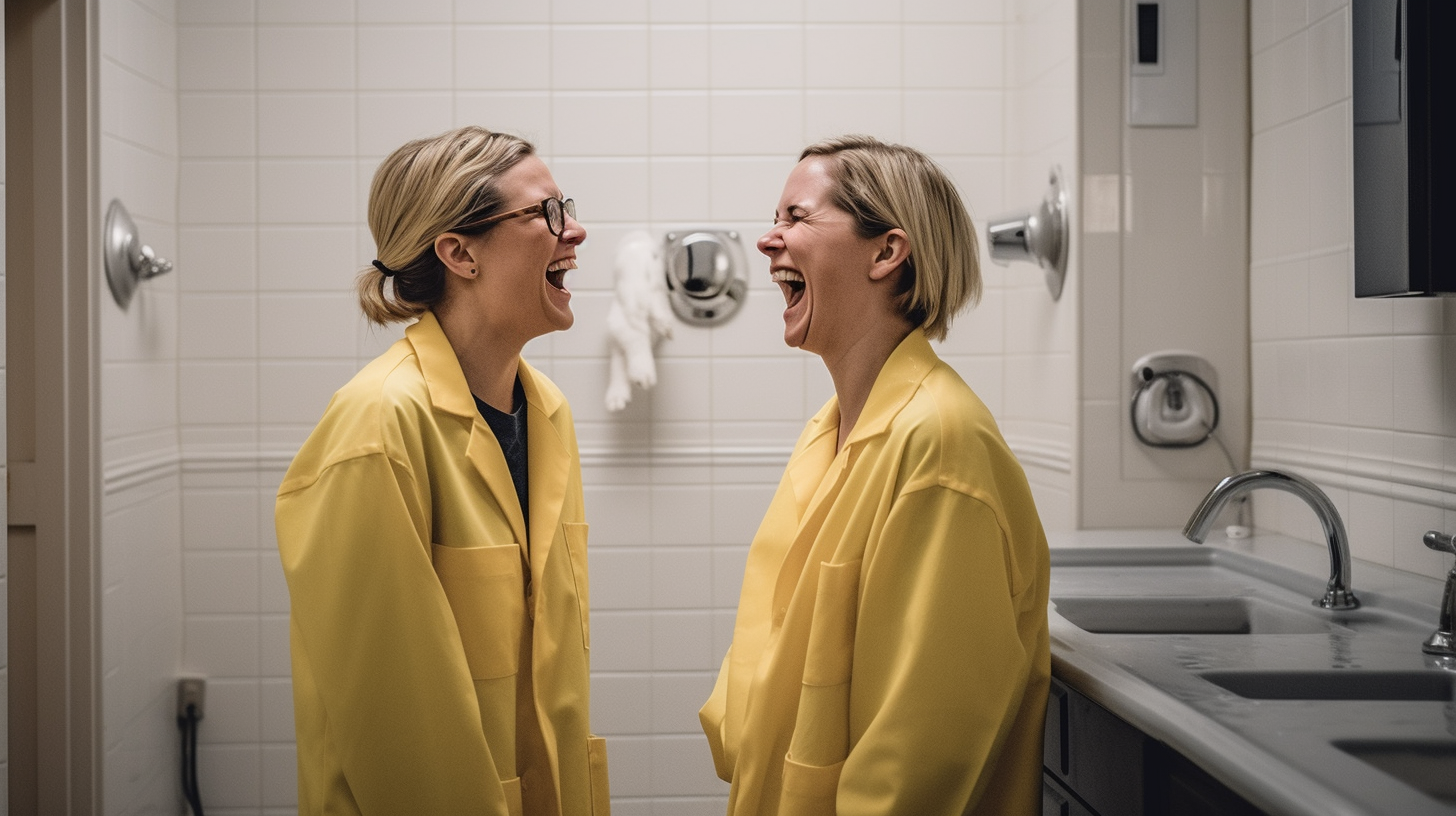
[562,522,591,651]
[789,559,861,769]
[433,542,525,680]
[777,756,844,816]
[500,776,524,816]
[802,559,861,687]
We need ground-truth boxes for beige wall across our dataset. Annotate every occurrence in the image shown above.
[1247,0,1456,580]
[1078,0,1252,527]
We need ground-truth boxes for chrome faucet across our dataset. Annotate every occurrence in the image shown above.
[1422,530,1456,657]
[1183,470,1359,610]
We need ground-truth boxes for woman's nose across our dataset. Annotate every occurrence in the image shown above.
[561,214,587,245]
[757,226,782,256]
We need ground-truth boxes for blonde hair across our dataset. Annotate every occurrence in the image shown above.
[799,135,980,341]
[358,126,536,325]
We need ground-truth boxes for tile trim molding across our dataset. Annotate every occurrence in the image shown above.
[104,437,1074,493]
[1252,442,1456,512]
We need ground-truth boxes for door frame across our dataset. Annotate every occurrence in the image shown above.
[6,0,100,811]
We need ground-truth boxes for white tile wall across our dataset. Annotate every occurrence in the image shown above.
[1248,0,1456,581]
[84,0,1077,811]
[98,1,185,814]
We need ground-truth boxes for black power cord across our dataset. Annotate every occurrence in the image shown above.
[178,702,205,816]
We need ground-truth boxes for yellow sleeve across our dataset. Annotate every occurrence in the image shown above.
[840,485,1033,816]
[277,452,505,815]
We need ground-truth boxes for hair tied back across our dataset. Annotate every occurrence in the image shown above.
[371,259,396,277]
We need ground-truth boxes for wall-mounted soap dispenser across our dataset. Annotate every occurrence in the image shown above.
[1352,0,1456,296]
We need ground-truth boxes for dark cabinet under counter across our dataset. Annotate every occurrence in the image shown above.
[1043,677,1267,816]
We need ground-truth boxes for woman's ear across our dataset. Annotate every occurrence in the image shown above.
[868,229,911,282]
[434,233,479,280]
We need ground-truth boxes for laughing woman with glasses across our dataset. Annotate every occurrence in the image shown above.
[276,126,610,815]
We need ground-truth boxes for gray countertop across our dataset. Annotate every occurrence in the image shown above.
[1047,529,1456,816]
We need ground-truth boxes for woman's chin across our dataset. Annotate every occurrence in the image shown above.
[782,300,810,348]
[542,290,574,331]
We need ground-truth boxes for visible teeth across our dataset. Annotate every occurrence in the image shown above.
[771,270,804,284]
[547,259,578,274]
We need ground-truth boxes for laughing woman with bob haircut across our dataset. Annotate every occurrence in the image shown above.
[277,126,609,815]
[701,135,1051,815]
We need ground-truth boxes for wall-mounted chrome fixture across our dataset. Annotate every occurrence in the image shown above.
[663,230,748,326]
[986,166,1069,300]
[104,199,173,310]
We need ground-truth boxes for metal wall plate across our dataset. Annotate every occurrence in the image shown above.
[663,230,748,325]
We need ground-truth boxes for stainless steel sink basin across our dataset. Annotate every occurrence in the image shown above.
[1334,740,1456,806]
[1200,670,1456,701]
[1052,595,1334,635]
[1047,536,1456,816]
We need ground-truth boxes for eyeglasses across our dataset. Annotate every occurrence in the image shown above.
[461,197,576,237]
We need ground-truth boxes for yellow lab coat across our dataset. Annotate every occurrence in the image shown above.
[277,311,609,816]
[700,330,1050,815]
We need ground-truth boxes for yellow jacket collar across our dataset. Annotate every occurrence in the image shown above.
[406,311,564,419]
[806,328,938,449]
[785,330,937,517]
[849,329,937,444]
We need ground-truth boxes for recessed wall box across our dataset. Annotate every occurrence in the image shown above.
[1127,0,1197,127]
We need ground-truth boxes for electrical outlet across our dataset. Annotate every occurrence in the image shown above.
[177,677,206,720]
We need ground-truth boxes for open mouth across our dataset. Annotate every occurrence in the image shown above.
[547,258,576,290]
[771,269,805,305]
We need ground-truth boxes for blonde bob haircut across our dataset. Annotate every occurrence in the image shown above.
[799,135,981,341]
[358,126,536,325]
